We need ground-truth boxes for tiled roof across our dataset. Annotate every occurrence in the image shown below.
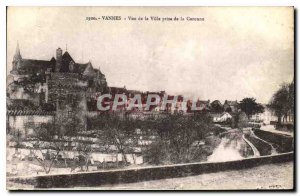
[94,69,105,77]
[7,110,55,116]
[17,59,54,74]
[83,62,96,77]
[14,50,106,80]
[74,63,89,74]
[60,51,75,72]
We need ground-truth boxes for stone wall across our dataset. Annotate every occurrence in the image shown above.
[8,115,54,137]
[253,129,294,153]
[8,152,293,188]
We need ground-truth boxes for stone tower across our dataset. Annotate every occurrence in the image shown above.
[55,48,62,72]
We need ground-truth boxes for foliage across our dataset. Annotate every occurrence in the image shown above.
[269,82,294,124]
[89,113,222,165]
[224,107,232,113]
[210,101,224,113]
[142,113,220,164]
[239,98,264,119]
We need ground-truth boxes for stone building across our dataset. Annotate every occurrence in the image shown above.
[7,44,108,135]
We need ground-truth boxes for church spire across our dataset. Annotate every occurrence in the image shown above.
[13,41,22,61]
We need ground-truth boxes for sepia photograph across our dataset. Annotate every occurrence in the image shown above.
[5,6,294,190]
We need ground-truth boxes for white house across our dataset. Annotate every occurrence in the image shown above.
[250,107,277,125]
[212,112,232,122]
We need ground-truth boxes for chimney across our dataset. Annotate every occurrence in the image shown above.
[55,48,62,72]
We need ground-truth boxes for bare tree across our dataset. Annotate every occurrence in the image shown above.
[91,113,139,165]
[29,120,63,174]
[74,137,93,172]
[29,114,82,174]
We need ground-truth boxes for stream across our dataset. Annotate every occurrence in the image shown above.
[207,129,255,162]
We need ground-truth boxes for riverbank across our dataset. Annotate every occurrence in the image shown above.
[260,125,293,137]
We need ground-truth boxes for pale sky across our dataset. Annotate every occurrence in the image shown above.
[7,7,294,104]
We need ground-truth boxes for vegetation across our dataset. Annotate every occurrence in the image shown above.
[23,111,226,174]
[231,112,249,129]
[144,113,222,164]
[28,120,65,174]
[210,101,224,113]
[91,114,140,164]
[89,113,224,165]
[269,82,294,125]
[239,98,264,119]
[27,111,84,173]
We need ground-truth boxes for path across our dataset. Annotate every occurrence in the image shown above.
[260,125,293,137]
[242,134,260,157]
[86,162,293,190]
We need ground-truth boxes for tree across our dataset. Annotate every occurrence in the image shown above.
[269,83,294,124]
[288,81,295,122]
[29,113,82,174]
[239,98,264,119]
[91,113,140,164]
[143,113,216,164]
[29,120,63,174]
[89,112,227,166]
[231,112,249,129]
[210,100,224,113]
[224,107,232,113]
[74,138,93,172]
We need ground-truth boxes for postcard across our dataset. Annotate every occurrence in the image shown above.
[6,6,294,190]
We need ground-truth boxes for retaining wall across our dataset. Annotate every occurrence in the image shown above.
[8,152,293,188]
[253,129,294,153]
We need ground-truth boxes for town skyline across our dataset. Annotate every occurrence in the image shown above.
[7,7,294,104]
[7,42,293,104]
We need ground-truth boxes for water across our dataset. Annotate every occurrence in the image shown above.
[207,137,244,162]
[207,130,253,162]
